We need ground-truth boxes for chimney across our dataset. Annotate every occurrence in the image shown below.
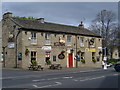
[36,18,45,23]
[3,12,12,19]
[78,21,84,28]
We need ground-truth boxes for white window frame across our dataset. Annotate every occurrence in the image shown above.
[80,37,84,47]
[67,36,72,46]
[31,32,37,44]
[45,33,51,45]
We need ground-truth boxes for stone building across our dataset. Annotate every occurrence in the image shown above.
[2,12,102,69]
[0,21,2,63]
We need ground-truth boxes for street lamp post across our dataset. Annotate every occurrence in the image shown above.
[2,45,7,67]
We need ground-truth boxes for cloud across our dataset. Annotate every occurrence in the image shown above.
[1,2,118,28]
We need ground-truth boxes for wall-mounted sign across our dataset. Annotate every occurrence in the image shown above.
[58,53,65,59]
[8,43,15,48]
[88,48,96,52]
[42,46,52,51]
[18,53,22,60]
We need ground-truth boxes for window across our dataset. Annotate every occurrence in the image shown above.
[45,33,51,45]
[81,52,85,59]
[92,52,95,59]
[31,51,37,61]
[45,33,50,40]
[80,37,84,47]
[31,32,37,44]
[67,36,72,46]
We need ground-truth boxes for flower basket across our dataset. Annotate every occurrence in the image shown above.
[92,59,96,63]
[81,59,85,64]
[25,48,30,56]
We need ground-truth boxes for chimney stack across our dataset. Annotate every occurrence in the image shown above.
[3,12,12,19]
[37,18,45,23]
[78,21,84,28]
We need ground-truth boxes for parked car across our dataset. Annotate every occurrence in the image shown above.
[113,61,120,72]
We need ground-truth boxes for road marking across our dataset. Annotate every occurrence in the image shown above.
[32,82,62,88]
[113,74,118,76]
[47,78,59,80]
[62,76,73,79]
[32,76,73,82]
[80,76,105,82]
[79,69,101,73]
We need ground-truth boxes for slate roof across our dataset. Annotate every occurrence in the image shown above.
[10,17,101,37]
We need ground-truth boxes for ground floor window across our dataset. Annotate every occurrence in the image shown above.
[31,51,37,65]
[31,51,37,60]
[81,52,85,59]
[45,52,51,65]
[92,52,95,59]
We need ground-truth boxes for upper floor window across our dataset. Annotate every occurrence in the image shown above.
[80,37,84,47]
[67,36,72,46]
[31,32,37,44]
[45,33,50,40]
[45,33,51,45]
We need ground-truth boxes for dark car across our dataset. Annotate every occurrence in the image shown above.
[114,61,120,72]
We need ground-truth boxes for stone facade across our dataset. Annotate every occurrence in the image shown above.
[2,12,102,69]
[0,21,2,62]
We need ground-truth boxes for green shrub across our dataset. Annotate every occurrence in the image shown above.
[46,60,51,65]
[31,60,37,66]
[107,59,120,64]
[81,59,85,64]
[92,59,96,63]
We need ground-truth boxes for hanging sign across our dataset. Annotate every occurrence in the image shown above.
[58,53,65,59]
[42,46,52,51]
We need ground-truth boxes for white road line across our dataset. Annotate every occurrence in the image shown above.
[62,76,73,79]
[32,82,62,88]
[32,76,73,82]
[80,76,105,82]
[113,74,118,76]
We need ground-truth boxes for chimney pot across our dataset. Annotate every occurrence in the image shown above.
[3,12,12,19]
[37,18,44,23]
[78,21,84,28]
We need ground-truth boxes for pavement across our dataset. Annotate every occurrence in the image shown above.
[2,66,102,73]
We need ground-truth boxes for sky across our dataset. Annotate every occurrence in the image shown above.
[1,1,119,28]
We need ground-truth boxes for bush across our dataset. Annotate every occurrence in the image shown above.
[107,59,120,64]
[92,59,96,63]
[31,60,37,66]
[46,60,51,65]
[81,59,85,64]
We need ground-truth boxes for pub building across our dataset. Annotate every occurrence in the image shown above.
[2,12,102,69]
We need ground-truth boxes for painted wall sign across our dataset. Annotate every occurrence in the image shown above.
[7,43,15,48]
[18,53,22,60]
[58,53,65,59]
[42,46,52,51]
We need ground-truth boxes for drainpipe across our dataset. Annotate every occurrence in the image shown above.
[15,30,21,68]
[75,35,78,68]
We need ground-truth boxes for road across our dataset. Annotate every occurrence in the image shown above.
[2,67,120,89]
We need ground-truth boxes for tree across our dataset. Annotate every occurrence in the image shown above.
[89,10,118,57]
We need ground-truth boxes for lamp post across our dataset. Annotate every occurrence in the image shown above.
[2,45,7,67]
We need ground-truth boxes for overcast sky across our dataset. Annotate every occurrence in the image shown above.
[1,2,118,28]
